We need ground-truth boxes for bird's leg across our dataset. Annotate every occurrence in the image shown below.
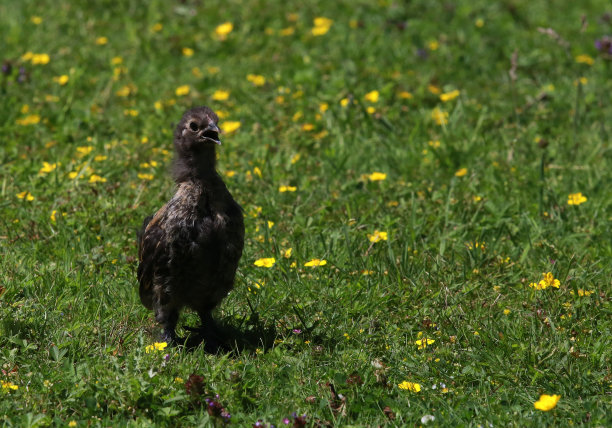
[197,309,221,352]
[156,306,181,346]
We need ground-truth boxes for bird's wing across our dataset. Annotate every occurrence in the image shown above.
[215,200,245,284]
[137,204,169,310]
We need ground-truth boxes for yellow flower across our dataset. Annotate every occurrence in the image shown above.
[254,257,276,268]
[145,342,168,353]
[567,192,587,206]
[529,272,561,290]
[89,174,107,183]
[215,22,233,39]
[574,77,588,86]
[415,338,435,349]
[212,90,230,101]
[279,185,297,192]
[138,173,154,181]
[31,53,50,64]
[94,155,107,161]
[575,54,594,65]
[68,422,77,428]
[151,23,163,32]
[222,121,241,134]
[39,162,59,175]
[340,97,350,107]
[366,106,376,114]
[503,309,511,315]
[175,85,190,96]
[319,102,329,113]
[174,377,184,384]
[312,17,333,36]
[541,272,560,288]
[225,170,236,178]
[575,289,593,297]
[76,146,94,156]
[282,248,293,258]
[96,36,108,45]
[17,191,34,201]
[267,221,274,229]
[440,89,460,102]
[534,394,560,411]
[428,40,439,50]
[304,259,327,267]
[31,16,42,25]
[124,109,139,117]
[368,172,387,181]
[291,154,301,164]
[280,27,295,36]
[398,381,421,392]
[182,47,194,57]
[427,84,441,95]
[247,74,266,86]
[367,230,388,243]
[431,107,448,125]
[16,114,41,125]
[475,18,485,27]
[301,123,314,131]
[253,167,262,178]
[399,91,413,99]
[364,90,380,103]
[53,75,69,85]
[1,380,19,391]
[454,168,468,177]
[115,85,133,97]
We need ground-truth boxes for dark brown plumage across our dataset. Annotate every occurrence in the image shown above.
[137,106,244,348]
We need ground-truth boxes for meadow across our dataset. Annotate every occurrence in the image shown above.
[1,0,611,426]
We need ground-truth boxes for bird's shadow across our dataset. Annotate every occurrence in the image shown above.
[180,312,277,355]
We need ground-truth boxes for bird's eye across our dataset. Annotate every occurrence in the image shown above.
[189,122,199,132]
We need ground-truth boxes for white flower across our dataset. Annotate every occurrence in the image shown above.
[421,415,435,424]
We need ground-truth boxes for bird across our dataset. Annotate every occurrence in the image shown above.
[137,106,244,350]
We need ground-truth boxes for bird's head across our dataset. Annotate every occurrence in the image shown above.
[174,106,221,154]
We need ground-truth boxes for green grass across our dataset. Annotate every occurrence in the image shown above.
[1,0,611,426]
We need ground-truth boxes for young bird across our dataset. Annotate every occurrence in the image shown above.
[137,106,244,349]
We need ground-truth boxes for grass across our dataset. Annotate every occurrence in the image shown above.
[1,0,611,426]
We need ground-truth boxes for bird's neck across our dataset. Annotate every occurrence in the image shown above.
[172,147,219,184]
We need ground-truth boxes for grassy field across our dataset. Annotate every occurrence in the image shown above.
[1,0,611,426]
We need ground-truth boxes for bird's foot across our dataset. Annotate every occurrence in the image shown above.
[183,324,222,352]
[161,330,185,347]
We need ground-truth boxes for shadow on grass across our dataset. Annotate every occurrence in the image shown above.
[180,312,278,355]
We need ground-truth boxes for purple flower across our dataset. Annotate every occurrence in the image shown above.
[283,418,290,425]
[595,36,612,55]
[1,61,11,75]
[292,329,302,334]
[185,373,205,397]
[292,414,307,428]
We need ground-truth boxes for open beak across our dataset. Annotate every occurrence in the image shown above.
[199,123,221,145]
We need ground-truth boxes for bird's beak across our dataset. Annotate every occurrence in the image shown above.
[200,123,221,145]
